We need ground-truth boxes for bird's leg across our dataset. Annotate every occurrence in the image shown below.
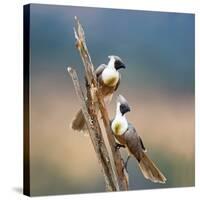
[114,143,125,151]
[123,155,131,172]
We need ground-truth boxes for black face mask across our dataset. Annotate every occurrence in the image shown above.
[120,104,130,115]
[114,60,126,70]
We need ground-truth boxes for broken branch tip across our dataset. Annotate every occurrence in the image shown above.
[67,67,72,73]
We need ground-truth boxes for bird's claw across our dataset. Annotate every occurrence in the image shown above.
[122,155,131,173]
[114,143,125,151]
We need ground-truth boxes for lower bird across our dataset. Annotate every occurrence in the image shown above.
[111,95,167,183]
[71,55,126,132]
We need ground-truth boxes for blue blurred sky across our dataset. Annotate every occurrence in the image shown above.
[29,4,195,196]
[30,4,194,96]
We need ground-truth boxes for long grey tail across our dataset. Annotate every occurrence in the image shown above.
[71,101,100,132]
[138,152,167,183]
[71,109,87,132]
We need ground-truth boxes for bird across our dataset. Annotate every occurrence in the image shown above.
[111,95,167,183]
[71,55,126,132]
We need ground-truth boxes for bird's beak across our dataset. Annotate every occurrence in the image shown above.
[125,105,131,113]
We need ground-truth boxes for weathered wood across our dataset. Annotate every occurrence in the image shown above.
[67,67,117,191]
[74,17,128,190]
[74,16,96,86]
[96,92,129,190]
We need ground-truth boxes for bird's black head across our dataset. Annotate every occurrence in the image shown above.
[108,55,126,70]
[117,95,131,115]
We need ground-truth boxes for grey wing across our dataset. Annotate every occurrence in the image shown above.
[124,125,144,161]
[139,136,146,151]
[126,125,146,152]
[124,126,138,149]
[114,74,121,91]
[95,64,106,78]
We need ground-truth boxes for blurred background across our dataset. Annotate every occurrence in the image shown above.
[29,4,195,196]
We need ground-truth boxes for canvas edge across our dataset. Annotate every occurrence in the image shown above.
[23,4,31,197]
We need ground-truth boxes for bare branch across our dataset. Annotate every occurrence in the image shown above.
[96,92,129,190]
[68,16,129,191]
[67,67,117,191]
[73,17,129,190]
[74,16,96,85]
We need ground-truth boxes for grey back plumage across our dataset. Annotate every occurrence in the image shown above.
[95,64,106,78]
[124,124,144,161]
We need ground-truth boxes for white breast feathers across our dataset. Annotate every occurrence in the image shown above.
[111,115,128,136]
[102,68,119,87]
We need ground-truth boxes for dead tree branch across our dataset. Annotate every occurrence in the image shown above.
[68,67,117,191]
[67,16,129,191]
[96,94,129,190]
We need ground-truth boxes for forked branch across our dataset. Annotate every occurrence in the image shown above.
[67,17,129,191]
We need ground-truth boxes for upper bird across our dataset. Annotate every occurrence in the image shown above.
[111,95,167,183]
[71,55,126,132]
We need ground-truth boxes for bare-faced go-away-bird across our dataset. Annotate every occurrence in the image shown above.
[71,55,126,132]
[111,95,167,183]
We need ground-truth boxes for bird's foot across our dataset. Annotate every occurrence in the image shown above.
[122,155,131,173]
[114,143,125,151]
